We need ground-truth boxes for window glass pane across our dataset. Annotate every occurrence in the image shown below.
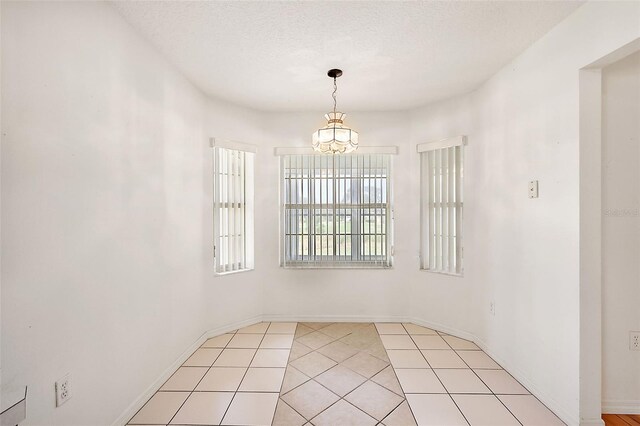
[281,153,392,268]
[213,147,254,274]
[420,145,463,275]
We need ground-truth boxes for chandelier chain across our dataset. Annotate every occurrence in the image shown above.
[332,77,337,114]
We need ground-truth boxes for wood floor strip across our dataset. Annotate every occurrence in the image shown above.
[603,414,640,426]
[619,414,640,426]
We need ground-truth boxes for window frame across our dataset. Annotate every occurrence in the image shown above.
[212,138,255,276]
[418,136,466,276]
[276,148,396,269]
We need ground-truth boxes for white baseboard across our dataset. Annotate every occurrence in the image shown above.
[579,419,605,426]
[470,335,578,426]
[111,315,262,426]
[408,317,476,342]
[402,316,576,426]
[261,313,412,324]
[602,399,640,414]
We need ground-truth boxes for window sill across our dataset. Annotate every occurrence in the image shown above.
[281,265,393,270]
[214,268,254,277]
[420,269,464,278]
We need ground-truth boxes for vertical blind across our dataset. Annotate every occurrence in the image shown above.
[281,153,392,268]
[420,140,464,275]
[213,147,254,274]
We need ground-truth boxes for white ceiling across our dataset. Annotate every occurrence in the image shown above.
[112,1,582,112]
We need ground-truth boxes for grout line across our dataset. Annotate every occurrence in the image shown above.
[218,324,286,425]
[164,327,239,425]
[126,344,226,425]
[400,322,454,425]
[284,322,401,423]
[438,330,523,426]
[130,322,556,426]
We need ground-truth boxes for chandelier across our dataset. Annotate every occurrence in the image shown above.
[312,69,359,154]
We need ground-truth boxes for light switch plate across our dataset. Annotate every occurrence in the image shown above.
[528,180,539,198]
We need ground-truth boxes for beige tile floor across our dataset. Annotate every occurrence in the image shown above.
[127,322,566,426]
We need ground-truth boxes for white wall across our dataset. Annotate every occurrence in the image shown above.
[0,2,264,425]
[602,51,640,413]
[258,111,418,323]
[3,1,640,425]
[409,3,640,425]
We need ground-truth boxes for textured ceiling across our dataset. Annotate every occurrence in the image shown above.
[112,1,582,112]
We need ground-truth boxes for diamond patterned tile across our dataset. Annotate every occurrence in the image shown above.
[315,365,367,397]
[272,399,306,426]
[311,399,377,426]
[364,342,391,362]
[294,324,315,338]
[371,366,404,396]
[296,330,336,350]
[300,322,332,330]
[289,341,313,361]
[381,401,417,426]
[344,380,404,421]
[339,326,380,350]
[290,351,337,378]
[319,322,366,339]
[281,366,311,394]
[341,351,389,378]
[281,380,340,420]
[317,340,360,363]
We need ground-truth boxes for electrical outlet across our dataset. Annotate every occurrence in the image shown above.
[630,331,640,351]
[489,301,496,316]
[55,374,72,407]
[528,181,539,198]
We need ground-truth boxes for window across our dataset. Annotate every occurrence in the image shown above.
[280,153,392,268]
[213,140,255,274]
[419,136,465,275]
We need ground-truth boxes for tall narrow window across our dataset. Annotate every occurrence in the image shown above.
[280,153,393,268]
[419,136,465,275]
[213,140,255,274]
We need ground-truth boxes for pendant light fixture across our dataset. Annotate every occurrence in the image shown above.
[312,69,359,154]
